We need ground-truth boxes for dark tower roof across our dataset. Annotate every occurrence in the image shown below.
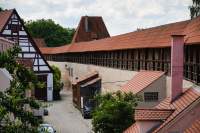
[72,16,110,43]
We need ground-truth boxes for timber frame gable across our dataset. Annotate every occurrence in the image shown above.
[0,9,52,73]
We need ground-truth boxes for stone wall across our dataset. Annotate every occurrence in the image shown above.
[48,61,199,94]
[48,61,71,89]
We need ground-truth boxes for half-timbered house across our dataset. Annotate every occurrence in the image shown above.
[0,9,53,101]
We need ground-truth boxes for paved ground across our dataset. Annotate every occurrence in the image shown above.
[44,89,92,133]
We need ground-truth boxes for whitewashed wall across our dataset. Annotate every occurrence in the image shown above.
[48,61,71,89]
[48,61,198,95]
[48,61,137,92]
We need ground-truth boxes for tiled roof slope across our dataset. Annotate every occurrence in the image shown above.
[72,16,110,43]
[135,109,173,121]
[33,38,47,47]
[39,16,200,54]
[72,71,99,85]
[153,88,200,132]
[0,9,13,32]
[121,71,165,94]
[124,88,200,133]
[16,59,33,69]
[69,20,189,52]
[184,119,200,133]
[39,44,71,54]
[0,37,14,52]
[124,124,140,133]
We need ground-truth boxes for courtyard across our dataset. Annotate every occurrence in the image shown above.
[44,89,92,133]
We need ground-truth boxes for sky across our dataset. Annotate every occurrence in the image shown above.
[0,0,192,36]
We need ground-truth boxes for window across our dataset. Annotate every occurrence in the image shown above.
[144,92,158,102]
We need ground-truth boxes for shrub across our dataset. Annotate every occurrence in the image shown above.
[92,91,141,133]
[51,65,63,100]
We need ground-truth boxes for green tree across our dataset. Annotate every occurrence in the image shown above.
[92,91,140,133]
[51,65,63,100]
[25,19,75,47]
[0,46,42,132]
[0,7,3,12]
[189,0,200,19]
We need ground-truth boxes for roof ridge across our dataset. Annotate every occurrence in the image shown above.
[0,8,14,33]
[40,15,200,54]
[136,108,174,111]
[82,16,102,18]
[0,9,14,13]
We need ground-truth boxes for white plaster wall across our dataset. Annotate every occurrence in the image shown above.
[47,61,198,95]
[48,61,137,92]
[166,77,199,97]
[48,61,71,89]
[138,75,167,108]
[66,62,138,93]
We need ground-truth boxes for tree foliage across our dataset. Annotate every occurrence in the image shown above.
[92,91,140,133]
[51,65,63,100]
[25,19,75,47]
[0,7,3,12]
[51,65,62,91]
[189,0,200,19]
[0,46,42,132]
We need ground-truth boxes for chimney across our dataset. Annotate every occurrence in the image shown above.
[171,35,185,102]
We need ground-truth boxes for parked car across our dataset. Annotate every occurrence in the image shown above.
[38,124,56,133]
[82,100,95,119]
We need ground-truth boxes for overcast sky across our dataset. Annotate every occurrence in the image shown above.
[1,0,192,36]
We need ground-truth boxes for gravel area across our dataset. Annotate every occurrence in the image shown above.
[44,89,92,133]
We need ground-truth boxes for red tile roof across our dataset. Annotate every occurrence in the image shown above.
[16,58,34,69]
[135,109,173,121]
[0,37,14,52]
[81,77,101,87]
[124,124,140,133]
[0,9,13,32]
[153,88,200,132]
[124,88,200,133]
[72,71,99,85]
[184,119,200,133]
[39,16,200,54]
[72,16,110,43]
[39,44,71,54]
[121,71,165,94]
[33,38,47,47]
[2,9,200,54]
